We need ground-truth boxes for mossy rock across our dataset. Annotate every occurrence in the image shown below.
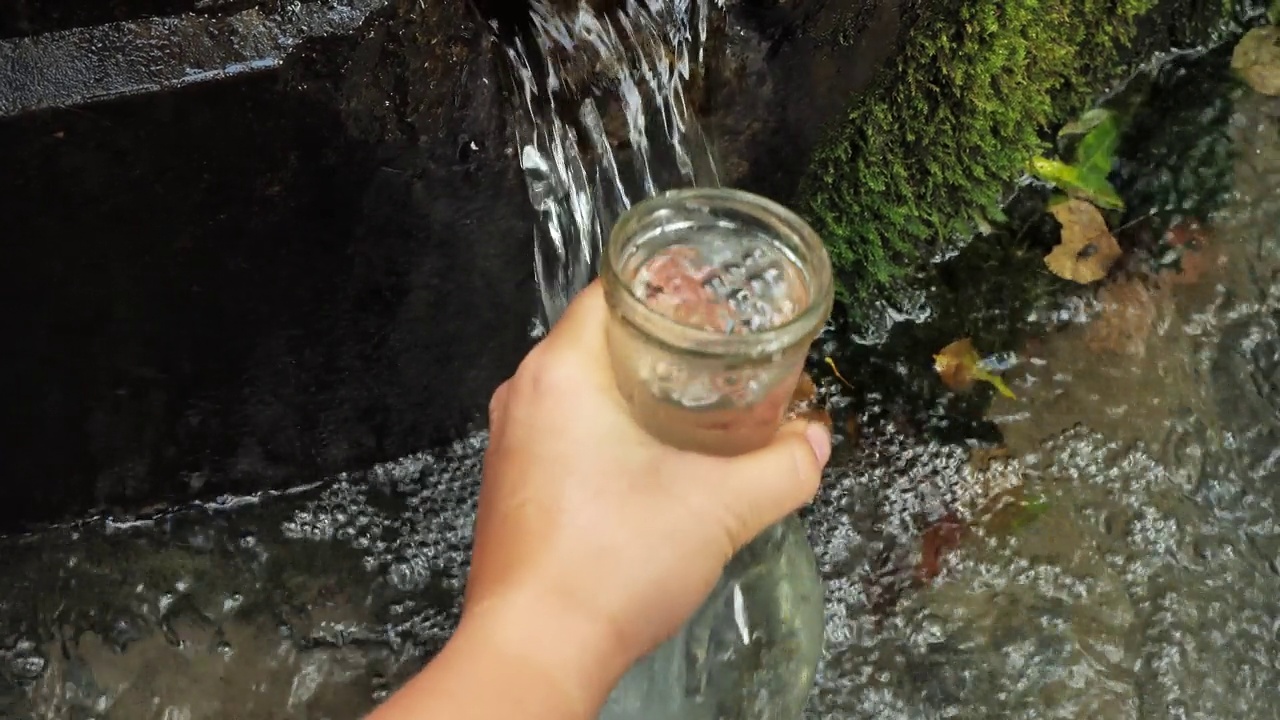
[811,37,1243,441]
[795,0,1162,323]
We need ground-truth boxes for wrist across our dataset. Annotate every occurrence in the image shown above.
[455,590,632,717]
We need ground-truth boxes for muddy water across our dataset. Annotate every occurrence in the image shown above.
[5,43,1280,720]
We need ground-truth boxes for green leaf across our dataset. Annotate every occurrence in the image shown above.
[1030,108,1125,210]
[1030,157,1124,209]
[1007,496,1050,532]
[1072,109,1121,181]
[1058,107,1112,138]
[1029,156,1080,187]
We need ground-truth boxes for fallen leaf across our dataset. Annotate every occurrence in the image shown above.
[1084,276,1160,357]
[1231,25,1280,97]
[1058,107,1112,138]
[1157,219,1219,286]
[969,445,1011,472]
[1045,199,1123,284]
[792,371,817,404]
[977,487,1050,536]
[1030,109,1125,210]
[934,338,1017,399]
[917,513,967,583]
[784,372,833,431]
[843,416,860,444]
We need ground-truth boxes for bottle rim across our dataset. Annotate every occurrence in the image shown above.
[601,188,834,358]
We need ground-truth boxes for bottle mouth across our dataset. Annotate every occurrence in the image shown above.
[602,188,834,359]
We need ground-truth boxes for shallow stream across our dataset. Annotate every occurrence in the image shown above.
[4,27,1280,720]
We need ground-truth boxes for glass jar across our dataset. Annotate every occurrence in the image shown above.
[598,188,832,719]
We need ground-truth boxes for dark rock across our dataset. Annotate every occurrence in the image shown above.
[0,0,910,531]
[704,0,907,203]
[0,0,537,530]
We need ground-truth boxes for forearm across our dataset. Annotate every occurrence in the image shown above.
[366,597,628,720]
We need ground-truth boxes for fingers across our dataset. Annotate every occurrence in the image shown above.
[488,380,511,434]
[712,420,831,550]
[521,280,616,394]
[541,280,609,365]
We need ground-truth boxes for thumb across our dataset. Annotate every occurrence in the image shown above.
[716,420,831,550]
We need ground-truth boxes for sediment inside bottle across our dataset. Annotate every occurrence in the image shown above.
[614,232,816,456]
[610,339,805,456]
[630,231,809,336]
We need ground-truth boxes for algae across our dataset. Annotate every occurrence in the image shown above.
[798,0,1159,318]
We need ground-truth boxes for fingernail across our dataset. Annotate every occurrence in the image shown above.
[804,423,832,466]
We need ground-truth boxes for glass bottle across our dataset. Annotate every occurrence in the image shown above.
[598,188,832,720]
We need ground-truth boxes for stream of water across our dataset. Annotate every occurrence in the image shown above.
[4,4,1280,719]
[504,0,719,328]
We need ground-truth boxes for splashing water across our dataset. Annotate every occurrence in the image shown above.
[503,0,720,328]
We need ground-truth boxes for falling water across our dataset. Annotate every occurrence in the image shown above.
[500,0,720,328]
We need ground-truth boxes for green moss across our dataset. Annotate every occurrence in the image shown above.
[798,0,1158,314]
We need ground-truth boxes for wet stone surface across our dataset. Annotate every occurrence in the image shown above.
[0,0,910,531]
[3,43,1280,719]
[0,0,539,532]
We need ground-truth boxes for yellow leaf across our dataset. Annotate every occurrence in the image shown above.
[1044,199,1122,284]
[933,338,1016,399]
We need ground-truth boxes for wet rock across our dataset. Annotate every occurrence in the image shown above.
[0,0,917,531]
[706,0,906,201]
[0,0,537,531]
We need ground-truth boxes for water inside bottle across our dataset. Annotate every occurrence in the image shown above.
[630,229,810,335]
[608,226,816,453]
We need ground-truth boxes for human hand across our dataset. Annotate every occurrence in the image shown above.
[460,279,832,714]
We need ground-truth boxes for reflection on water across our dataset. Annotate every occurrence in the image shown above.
[5,34,1280,720]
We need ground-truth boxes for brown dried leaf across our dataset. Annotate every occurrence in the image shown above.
[1045,199,1123,284]
[934,338,979,391]
[1084,276,1160,358]
[933,338,1016,398]
[1158,219,1220,286]
[917,513,967,583]
[784,371,833,431]
[843,416,860,444]
[969,445,1011,472]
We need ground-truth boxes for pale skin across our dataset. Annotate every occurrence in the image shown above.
[366,279,832,720]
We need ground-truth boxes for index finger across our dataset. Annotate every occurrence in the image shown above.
[540,279,610,371]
